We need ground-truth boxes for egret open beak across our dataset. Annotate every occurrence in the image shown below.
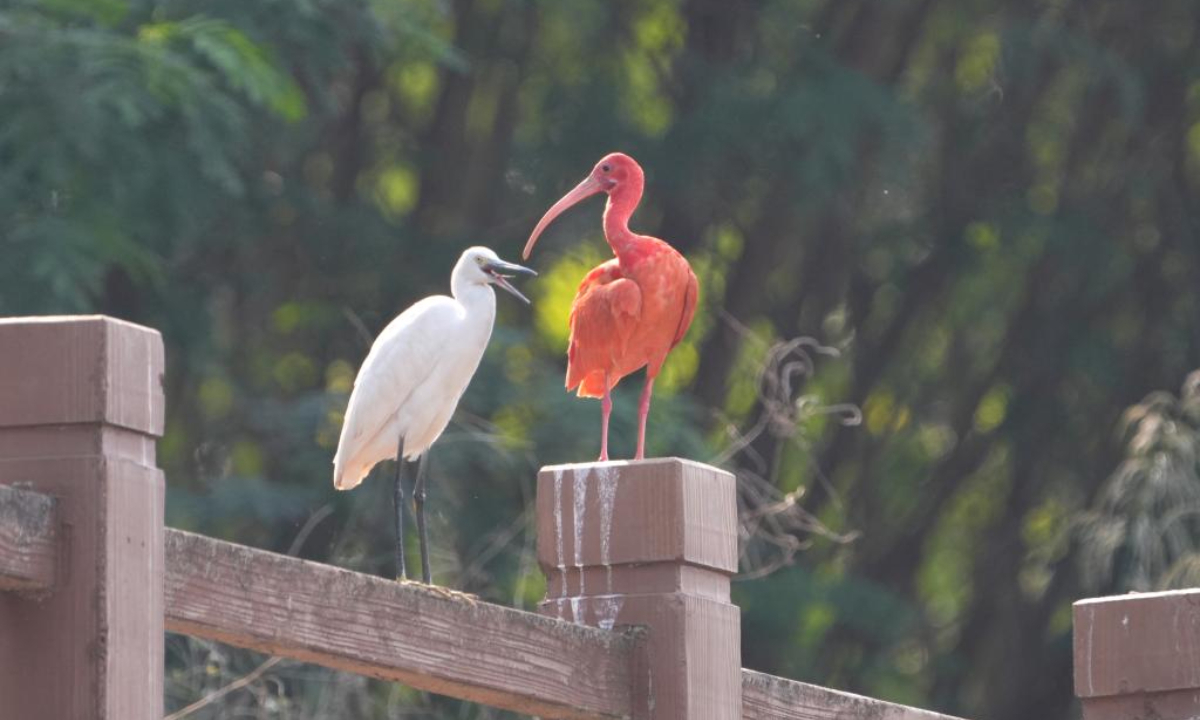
[483,258,537,305]
[522,175,605,259]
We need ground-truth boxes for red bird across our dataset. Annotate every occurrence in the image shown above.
[523,153,698,461]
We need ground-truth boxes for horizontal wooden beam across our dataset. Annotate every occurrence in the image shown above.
[0,484,56,592]
[741,670,963,720]
[164,529,638,720]
[1,487,967,720]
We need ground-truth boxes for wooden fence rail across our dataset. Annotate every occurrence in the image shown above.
[0,315,965,720]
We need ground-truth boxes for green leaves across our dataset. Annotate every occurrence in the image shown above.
[140,17,308,121]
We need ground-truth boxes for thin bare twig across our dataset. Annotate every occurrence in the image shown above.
[163,657,284,720]
[709,314,862,580]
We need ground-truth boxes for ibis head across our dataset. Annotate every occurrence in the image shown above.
[522,153,645,260]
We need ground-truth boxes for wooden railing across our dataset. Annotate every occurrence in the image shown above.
[0,315,964,720]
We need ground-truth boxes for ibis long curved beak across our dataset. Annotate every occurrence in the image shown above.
[484,258,537,305]
[522,175,605,259]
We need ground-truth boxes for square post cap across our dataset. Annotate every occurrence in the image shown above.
[536,458,738,577]
[0,316,165,436]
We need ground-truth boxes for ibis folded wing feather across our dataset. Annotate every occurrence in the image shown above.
[672,266,699,347]
[566,260,642,397]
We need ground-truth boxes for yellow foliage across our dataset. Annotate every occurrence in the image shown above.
[864,390,895,434]
[491,404,532,449]
[533,245,609,350]
[504,344,534,385]
[272,302,304,334]
[325,359,355,395]
[657,339,698,394]
[230,440,264,476]
[198,376,234,419]
[955,32,1000,92]
[966,222,999,253]
[375,165,419,218]
[973,385,1010,433]
[394,62,438,114]
[273,352,317,392]
[1187,121,1200,164]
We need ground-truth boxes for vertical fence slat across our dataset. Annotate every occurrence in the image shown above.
[0,316,165,720]
[537,458,742,719]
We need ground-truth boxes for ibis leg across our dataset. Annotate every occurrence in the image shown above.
[393,435,408,581]
[413,452,432,584]
[635,376,655,460]
[599,373,612,461]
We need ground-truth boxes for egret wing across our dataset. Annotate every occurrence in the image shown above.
[333,297,459,489]
[566,260,642,396]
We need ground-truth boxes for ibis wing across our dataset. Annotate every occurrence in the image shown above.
[671,266,699,347]
[566,260,642,395]
[333,296,458,489]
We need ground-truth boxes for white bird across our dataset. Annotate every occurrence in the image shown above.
[332,246,536,583]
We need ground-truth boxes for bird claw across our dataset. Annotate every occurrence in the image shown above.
[396,577,479,604]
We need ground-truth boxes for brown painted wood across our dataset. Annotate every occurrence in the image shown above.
[0,484,973,720]
[741,670,965,720]
[163,529,639,719]
[0,315,165,433]
[0,316,165,720]
[537,458,742,719]
[0,484,56,592]
[1075,590,1200,719]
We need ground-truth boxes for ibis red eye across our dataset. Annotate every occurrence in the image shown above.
[601,164,611,173]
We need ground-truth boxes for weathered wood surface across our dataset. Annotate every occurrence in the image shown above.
[0,315,165,433]
[1074,589,1200,720]
[0,486,975,720]
[164,529,640,720]
[0,484,55,592]
[537,459,742,719]
[0,315,165,720]
[742,670,965,720]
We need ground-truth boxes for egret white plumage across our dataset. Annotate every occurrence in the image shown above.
[332,246,536,583]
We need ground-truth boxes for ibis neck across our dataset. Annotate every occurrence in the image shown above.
[602,179,644,258]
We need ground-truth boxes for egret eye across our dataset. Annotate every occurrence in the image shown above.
[601,164,611,173]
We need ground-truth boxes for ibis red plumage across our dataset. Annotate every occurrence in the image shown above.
[523,153,698,461]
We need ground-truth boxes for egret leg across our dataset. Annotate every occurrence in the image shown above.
[393,435,408,581]
[599,373,612,462]
[413,452,432,585]
[635,376,655,460]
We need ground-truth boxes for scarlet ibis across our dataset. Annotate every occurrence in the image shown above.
[332,247,536,583]
[523,153,698,461]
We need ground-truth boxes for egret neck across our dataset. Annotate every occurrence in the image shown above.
[450,257,498,330]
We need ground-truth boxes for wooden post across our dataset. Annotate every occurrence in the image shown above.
[1074,589,1200,720]
[537,458,741,719]
[0,316,165,720]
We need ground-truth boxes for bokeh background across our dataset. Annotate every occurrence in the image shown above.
[4,0,1200,718]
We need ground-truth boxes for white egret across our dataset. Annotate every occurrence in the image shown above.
[332,246,536,583]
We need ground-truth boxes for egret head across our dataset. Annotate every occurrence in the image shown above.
[522,152,644,259]
[458,247,537,304]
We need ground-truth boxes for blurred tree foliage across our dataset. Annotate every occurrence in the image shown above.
[3,0,1199,718]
